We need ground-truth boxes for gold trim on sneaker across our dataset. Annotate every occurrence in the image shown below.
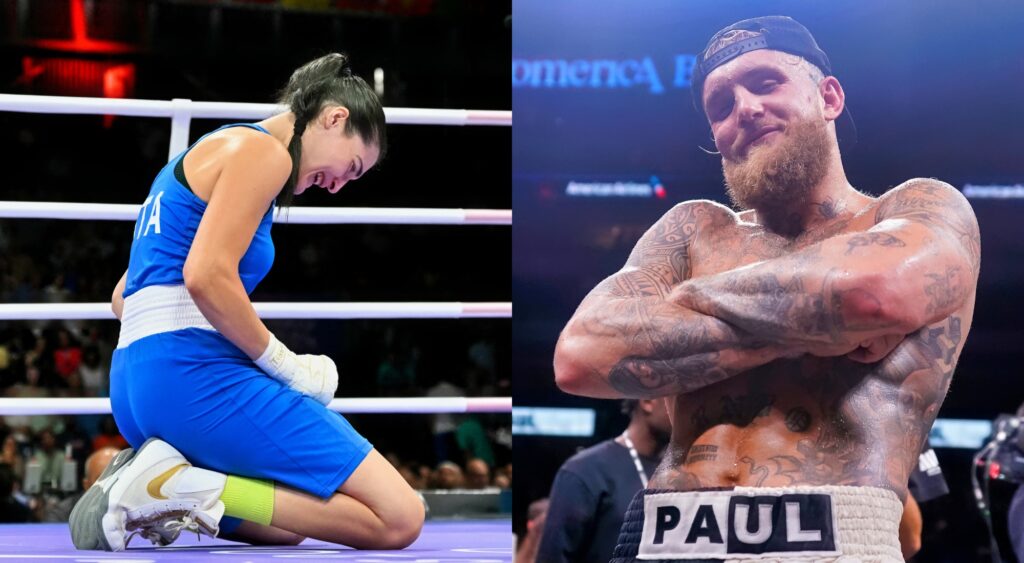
[147,464,188,500]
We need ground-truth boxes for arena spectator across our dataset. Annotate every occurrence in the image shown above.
[43,447,118,522]
[456,415,495,468]
[0,436,25,484]
[0,463,32,523]
[432,461,465,489]
[90,416,128,452]
[465,458,491,489]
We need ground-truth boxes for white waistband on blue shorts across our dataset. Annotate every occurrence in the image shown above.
[117,284,216,349]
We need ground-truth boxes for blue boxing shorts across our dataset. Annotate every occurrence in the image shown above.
[109,327,372,503]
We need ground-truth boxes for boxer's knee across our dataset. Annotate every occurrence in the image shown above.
[375,494,425,549]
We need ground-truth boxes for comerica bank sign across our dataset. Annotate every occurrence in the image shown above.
[511,55,697,94]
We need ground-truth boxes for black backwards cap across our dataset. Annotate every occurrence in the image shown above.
[691,15,856,144]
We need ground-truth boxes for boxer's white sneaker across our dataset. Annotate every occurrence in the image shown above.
[69,438,226,551]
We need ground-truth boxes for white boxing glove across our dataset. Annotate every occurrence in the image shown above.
[254,333,338,405]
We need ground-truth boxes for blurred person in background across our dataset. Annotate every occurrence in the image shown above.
[81,326,112,375]
[0,435,25,484]
[0,463,32,523]
[0,340,11,388]
[25,333,60,389]
[515,497,549,563]
[432,461,465,489]
[43,447,119,522]
[376,350,415,396]
[493,463,512,489]
[899,442,949,559]
[52,328,82,391]
[538,399,671,563]
[465,458,491,489]
[43,273,70,304]
[34,428,63,491]
[77,346,105,397]
[426,375,463,465]
[979,403,1024,562]
[456,415,495,469]
[466,331,497,396]
[58,417,93,480]
[90,416,128,452]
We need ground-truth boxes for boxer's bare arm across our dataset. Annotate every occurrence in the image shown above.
[677,179,979,352]
[555,201,785,399]
[111,270,127,320]
[183,134,291,360]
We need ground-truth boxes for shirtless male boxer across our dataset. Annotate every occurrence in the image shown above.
[554,16,979,562]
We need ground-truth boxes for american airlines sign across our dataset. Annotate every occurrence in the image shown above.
[511,54,697,94]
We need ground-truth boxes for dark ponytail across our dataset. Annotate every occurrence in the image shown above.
[275,53,387,208]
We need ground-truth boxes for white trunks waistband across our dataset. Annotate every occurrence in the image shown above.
[633,485,903,562]
[117,284,216,349]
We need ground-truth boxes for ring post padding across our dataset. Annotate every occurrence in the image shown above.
[168,98,193,162]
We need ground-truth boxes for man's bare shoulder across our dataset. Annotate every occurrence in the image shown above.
[875,178,975,222]
[622,200,735,271]
[656,199,738,230]
[638,199,738,248]
[876,177,981,273]
[886,177,957,194]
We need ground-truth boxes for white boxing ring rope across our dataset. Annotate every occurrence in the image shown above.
[0,397,511,416]
[0,94,511,161]
[0,302,510,320]
[0,95,512,418]
[0,201,511,225]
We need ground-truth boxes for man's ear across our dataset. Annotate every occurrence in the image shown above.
[820,76,845,122]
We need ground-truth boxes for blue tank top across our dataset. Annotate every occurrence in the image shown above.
[124,123,276,298]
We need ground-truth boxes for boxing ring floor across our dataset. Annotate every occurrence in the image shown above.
[0,520,512,562]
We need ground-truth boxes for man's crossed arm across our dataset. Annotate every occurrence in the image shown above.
[554,179,979,399]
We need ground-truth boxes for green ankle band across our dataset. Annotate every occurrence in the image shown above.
[220,476,275,526]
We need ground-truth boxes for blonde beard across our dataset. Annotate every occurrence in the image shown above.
[722,118,833,211]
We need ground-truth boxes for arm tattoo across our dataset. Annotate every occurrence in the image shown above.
[782,316,958,489]
[685,265,897,347]
[645,314,966,496]
[608,352,732,398]
[868,314,965,490]
[878,315,962,385]
[844,232,906,255]
[679,180,976,348]
[875,179,981,273]
[923,267,967,316]
[579,202,775,397]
